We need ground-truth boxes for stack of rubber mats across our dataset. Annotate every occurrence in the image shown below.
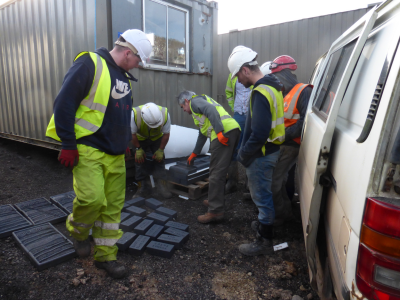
[167,156,210,185]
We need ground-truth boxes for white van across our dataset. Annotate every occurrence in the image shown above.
[298,0,400,299]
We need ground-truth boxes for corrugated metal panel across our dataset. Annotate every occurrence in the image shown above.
[0,0,95,144]
[216,8,369,105]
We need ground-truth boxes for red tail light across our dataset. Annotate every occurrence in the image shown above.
[356,197,400,300]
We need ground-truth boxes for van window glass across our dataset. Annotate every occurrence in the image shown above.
[313,40,357,117]
[338,18,399,141]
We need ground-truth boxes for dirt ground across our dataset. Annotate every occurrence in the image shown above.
[0,137,318,300]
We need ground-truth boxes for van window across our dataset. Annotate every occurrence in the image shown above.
[338,18,400,142]
[312,39,357,120]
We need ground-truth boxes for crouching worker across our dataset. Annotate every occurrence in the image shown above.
[177,90,241,223]
[45,29,152,278]
[131,102,172,199]
[227,46,285,256]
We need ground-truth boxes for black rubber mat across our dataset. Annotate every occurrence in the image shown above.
[49,191,75,214]
[12,223,76,270]
[14,197,67,225]
[0,205,32,238]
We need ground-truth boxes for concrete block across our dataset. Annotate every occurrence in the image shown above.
[133,219,154,235]
[126,197,145,206]
[146,212,169,225]
[146,241,175,259]
[129,235,150,256]
[125,206,146,217]
[165,221,189,232]
[145,198,163,209]
[122,202,132,212]
[120,216,142,232]
[164,227,190,243]
[145,224,164,240]
[117,232,137,251]
[155,207,177,219]
[120,212,131,222]
[157,234,185,249]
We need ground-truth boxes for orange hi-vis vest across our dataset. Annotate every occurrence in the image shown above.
[283,83,313,144]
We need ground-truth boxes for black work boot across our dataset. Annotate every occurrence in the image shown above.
[239,223,274,256]
[94,260,127,279]
[133,180,152,198]
[225,161,239,194]
[156,179,172,199]
[73,238,91,258]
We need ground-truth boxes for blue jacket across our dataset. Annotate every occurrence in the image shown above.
[238,75,282,167]
[53,47,137,155]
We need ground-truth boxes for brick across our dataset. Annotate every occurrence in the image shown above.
[120,212,131,222]
[157,234,185,249]
[133,219,154,235]
[129,235,150,256]
[120,216,142,232]
[126,197,145,207]
[117,232,137,251]
[164,227,190,244]
[145,224,164,240]
[125,206,146,217]
[146,212,169,225]
[165,221,189,232]
[122,202,132,212]
[146,241,175,259]
[145,198,163,209]
[155,207,177,219]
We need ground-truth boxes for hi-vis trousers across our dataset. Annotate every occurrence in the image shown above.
[66,144,125,262]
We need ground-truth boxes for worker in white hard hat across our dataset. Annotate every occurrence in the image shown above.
[227,46,285,256]
[46,29,152,279]
[260,61,272,75]
[131,102,172,199]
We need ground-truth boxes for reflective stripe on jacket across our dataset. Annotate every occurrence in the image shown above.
[190,94,240,142]
[283,83,312,144]
[250,84,285,154]
[132,105,168,141]
[46,52,116,141]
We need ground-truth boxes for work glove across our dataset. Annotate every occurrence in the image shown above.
[135,147,145,164]
[187,152,197,166]
[152,148,164,162]
[217,131,229,146]
[58,149,79,169]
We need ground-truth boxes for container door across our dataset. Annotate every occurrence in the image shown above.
[297,8,378,288]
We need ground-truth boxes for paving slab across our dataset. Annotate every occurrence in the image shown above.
[164,227,190,243]
[15,198,67,225]
[120,216,142,232]
[157,234,185,249]
[126,197,145,207]
[0,205,32,238]
[128,235,150,256]
[155,207,177,219]
[165,221,189,232]
[145,198,163,209]
[125,206,146,218]
[49,191,75,214]
[145,224,164,240]
[117,232,137,251]
[146,212,169,225]
[146,241,175,259]
[133,219,154,235]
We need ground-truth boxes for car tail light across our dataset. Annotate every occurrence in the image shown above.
[356,197,400,300]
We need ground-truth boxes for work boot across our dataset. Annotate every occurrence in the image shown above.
[133,180,152,198]
[94,260,127,279]
[225,161,239,194]
[197,212,224,223]
[73,238,91,258]
[239,223,274,256]
[156,179,172,199]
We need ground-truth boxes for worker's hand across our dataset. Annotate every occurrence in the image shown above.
[135,148,145,164]
[217,131,229,146]
[187,152,197,166]
[125,147,131,157]
[152,148,164,162]
[58,149,79,169]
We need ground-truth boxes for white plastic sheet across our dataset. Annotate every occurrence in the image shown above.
[164,125,210,159]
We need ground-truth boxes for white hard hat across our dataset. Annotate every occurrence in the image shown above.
[227,46,258,78]
[260,61,272,75]
[141,103,163,128]
[118,29,152,66]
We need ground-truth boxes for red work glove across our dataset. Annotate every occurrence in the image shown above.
[217,131,229,146]
[58,149,79,169]
[187,152,197,166]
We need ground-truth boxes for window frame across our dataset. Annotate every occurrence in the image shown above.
[142,0,189,72]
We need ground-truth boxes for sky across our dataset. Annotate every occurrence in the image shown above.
[212,0,380,34]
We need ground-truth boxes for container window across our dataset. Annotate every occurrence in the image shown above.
[144,0,188,72]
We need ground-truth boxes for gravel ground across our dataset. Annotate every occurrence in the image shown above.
[0,137,318,300]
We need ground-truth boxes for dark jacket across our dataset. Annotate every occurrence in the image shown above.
[238,75,282,167]
[53,47,137,155]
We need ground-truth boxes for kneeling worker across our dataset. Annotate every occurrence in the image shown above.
[131,102,172,199]
[176,91,241,223]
